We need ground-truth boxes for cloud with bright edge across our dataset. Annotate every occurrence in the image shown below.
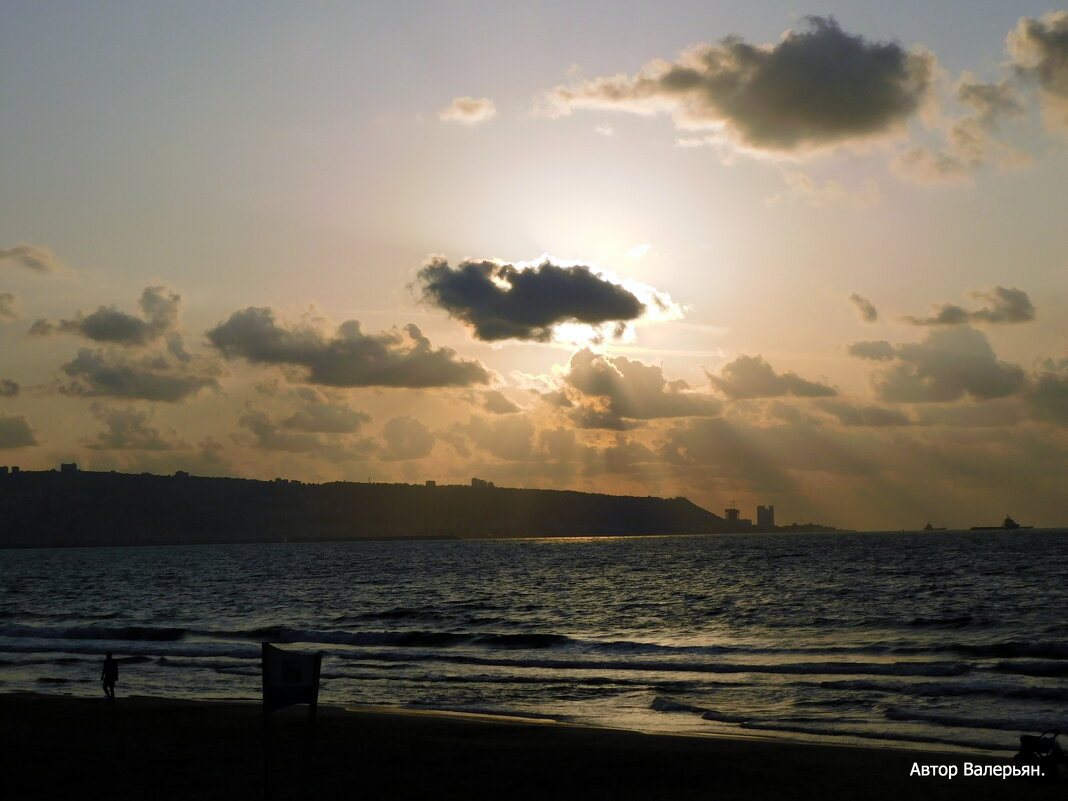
[541,16,933,155]
[207,307,490,388]
[417,256,680,343]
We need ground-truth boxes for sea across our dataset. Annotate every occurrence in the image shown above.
[2,531,1067,753]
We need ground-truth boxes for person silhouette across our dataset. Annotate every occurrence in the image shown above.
[101,651,118,704]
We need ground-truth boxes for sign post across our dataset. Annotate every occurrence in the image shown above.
[261,643,322,800]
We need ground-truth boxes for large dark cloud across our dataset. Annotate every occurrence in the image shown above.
[84,404,186,450]
[850,327,1025,403]
[0,415,37,449]
[417,257,646,342]
[903,286,1035,326]
[544,16,933,152]
[709,355,835,399]
[563,348,723,427]
[207,307,489,388]
[0,244,61,273]
[31,285,181,346]
[58,348,220,402]
[1009,11,1068,127]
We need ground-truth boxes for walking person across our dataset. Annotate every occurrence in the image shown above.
[101,651,118,704]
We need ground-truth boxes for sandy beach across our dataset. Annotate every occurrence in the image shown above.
[1,693,1061,800]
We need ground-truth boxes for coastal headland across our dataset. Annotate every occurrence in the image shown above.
[3,466,1049,546]
[0,694,1055,801]
[0,467,758,548]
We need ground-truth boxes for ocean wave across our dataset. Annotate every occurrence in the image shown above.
[813,678,1068,703]
[884,705,1068,733]
[993,660,1068,677]
[0,623,186,641]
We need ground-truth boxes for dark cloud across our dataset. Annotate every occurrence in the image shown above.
[860,327,1025,403]
[0,379,18,397]
[564,349,723,426]
[207,307,489,388]
[0,293,18,321]
[481,390,520,415]
[544,16,933,153]
[0,415,37,449]
[1009,11,1068,127]
[438,96,497,125]
[903,286,1035,326]
[848,293,878,322]
[818,399,910,427]
[0,244,61,273]
[380,416,435,461]
[84,404,186,450]
[31,285,181,346]
[58,348,220,402]
[238,407,375,461]
[1025,359,1068,424]
[709,355,835,399]
[417,257,646,342]
[848,340,896,361]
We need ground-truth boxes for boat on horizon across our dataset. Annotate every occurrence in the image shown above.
[922,522,947,531]
[970,515,1033,531]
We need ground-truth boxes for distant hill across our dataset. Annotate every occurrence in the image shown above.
[0,468,737,548]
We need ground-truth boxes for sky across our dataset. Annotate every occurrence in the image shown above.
[2,1,1068,530]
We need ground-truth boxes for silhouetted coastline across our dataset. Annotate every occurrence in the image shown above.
[0,466,823,548]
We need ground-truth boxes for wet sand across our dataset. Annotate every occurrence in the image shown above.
[0,693,1061,800]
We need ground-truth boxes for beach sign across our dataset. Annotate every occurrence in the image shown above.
[261,643,322,715]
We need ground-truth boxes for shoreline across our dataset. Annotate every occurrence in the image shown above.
[2,693,1058,800]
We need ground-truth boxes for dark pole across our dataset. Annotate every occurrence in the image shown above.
[301,654,322,788]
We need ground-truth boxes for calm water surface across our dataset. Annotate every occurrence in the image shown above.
[2,531,1066,752]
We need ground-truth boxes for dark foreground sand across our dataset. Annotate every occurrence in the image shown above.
[0,694,1062,800]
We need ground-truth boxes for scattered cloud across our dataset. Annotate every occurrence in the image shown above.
[57,348,220,402]
[894,76,1029,184]
[541,16,933,155]
[0,379,18,397]
[379,416,435,461]
[1008,11,1068,129]
[237,406,375,461]
[853,326,1025,403]
[416,257,649,342]
[766,172,880,207]
[0,292,18,321]
[0,415,37,449]
[817,399,910,427]
[207,307,490,387]
[903,286,1035,326]
[0,243,62,273]
[31,285,182,346]
[1025,358,1068,424]
[564,348,723,426]
[438,96,497,125]
[447,415,535,462]
[84,404,187,450]
[848,293,878,322]
[594,123,615,137]
[848,340,896,361]
[480,390,520,415]
[709,354,836,399]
